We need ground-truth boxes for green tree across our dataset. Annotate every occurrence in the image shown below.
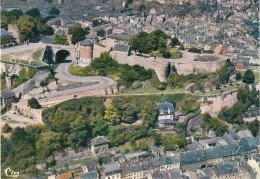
[235,71,242,80]
[92,117,110,137]
[140,101,158,127]
[42,46,54,64]
[248,119,259,137]
[172,65,177,74]
[1,15,8,30]
[49,7,60,15]
[188,48,201,53]
[242,70,255,83]
[2,123,12,133]
[17,15,38,42]
[170,37,180,47]
[104,104,120,125]
[7,9,24,21]
[25,8,41,18]
[121,104,138,123]
[28,98,41,109]
[218,66,229,84]
[52,34,69,45]
[68,116,91,147]
[68,23,89,44]
[161,134,186,151]
[36,131,63,160]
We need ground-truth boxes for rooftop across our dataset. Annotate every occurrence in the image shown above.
[91,136,109,146]
[113,44,129,52]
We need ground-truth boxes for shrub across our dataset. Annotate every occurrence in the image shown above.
[28,98,41,109]
[2,123,12,133]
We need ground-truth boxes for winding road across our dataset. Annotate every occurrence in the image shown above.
[43,62,116,99]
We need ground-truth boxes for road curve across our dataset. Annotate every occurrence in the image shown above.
[44,63,116,99]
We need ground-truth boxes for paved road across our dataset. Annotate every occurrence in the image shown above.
[44,63,116,99]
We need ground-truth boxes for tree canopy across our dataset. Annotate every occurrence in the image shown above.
[52,34,69,45]
[28,98,41,109]
[25,8,41,18]
[17,15,38,42]
[49,7,60,15]
[68,23,89,44]
[242,70,255,83]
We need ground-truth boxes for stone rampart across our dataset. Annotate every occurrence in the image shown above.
[12,104,43,123]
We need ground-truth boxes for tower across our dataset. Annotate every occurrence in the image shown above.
[78,39,93,67]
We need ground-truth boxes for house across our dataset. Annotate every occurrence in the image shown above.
[181,150,206,171]
[158,103,175,127]
[86,33,98,43]
[100,163,121,179]
[81,171,99,179]
[110,44,130,62]
[1,89,15,107]
[204,147,223,166]
[159,156,180,171]
[214,162,239,179]
[1,29,14,45]
[82,160,96,173]
[237,130,253,140]
[121,165,144,179]
[91,136,109,155]
[151,146,160,157]
[239,137,260,160]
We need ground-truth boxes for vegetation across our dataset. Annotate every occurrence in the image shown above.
[201,113,228,136]
[40,73,55,87]
[28,98,41,109]
[42,46,54,64]
[52,34,69,45]
[2,123,12,133]
[242,69,255,83]
[68,23,90,44]
[177,95,200,114]
[235,71,242,80]
[11,68,36,89]
[218,59,234,85]
[69,52,154,87]
[188,47,201,54]
[49,7,60,15]
[152,133,186,151]
[248,119,259,137]
[25,8,41,18]
[218,87,259,125]
[170,37,181,47]
[129,30,168,54]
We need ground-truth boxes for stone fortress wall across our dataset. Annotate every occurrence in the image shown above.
[111,51,227,82]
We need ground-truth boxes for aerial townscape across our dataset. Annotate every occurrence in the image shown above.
[0,0,259,178]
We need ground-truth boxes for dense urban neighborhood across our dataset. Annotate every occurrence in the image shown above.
[0,0,259,179]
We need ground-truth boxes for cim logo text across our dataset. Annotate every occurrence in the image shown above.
[5,167,19,178]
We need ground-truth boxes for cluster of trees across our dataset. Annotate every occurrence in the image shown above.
[242,70,255,83]
[53,34,69,45]
[201,113,228,136]
[2,93,194,174]
[28,98,41,109]
[218,59,235,85]
[129,30,168,54]
[218,87,259,125]
[70,52,154,87]
[68,23,90,44]
[11,68,36,89]
[42,46,54,64]
[188,48,201,54]
[1,8,56,43]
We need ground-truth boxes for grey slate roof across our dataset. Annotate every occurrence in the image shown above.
[181,150,205,165]
[80,39,93,46]
[91,136,109,146]
[113,44,129,52]
[85,160,96,172]
[214,162,238,175]
[1,29,13,38]
[102,163,121,175]
[2,89,15,99]
[86,33,97,39]
[158,119,175,125]
[169,170,182,179]
[81,171,98,179]
[205,147,223,160]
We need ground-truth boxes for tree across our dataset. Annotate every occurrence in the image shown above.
[104,104,120,125]
[242,70,255,83]
[92,117,110,137]
[1,15,8,30]
[188,48,201,53]
[235,71,242,80]
[17,15,38,42]
[2,123,12,133]
[49,7,60,15]
[218,66,229,84]
[36,131,63,160]
[170,37,180,47]
[7,9,24,21]
[52,34,69,45]
[140,101,158,127]
[68,23,89,44]
[42,46,54,64]
[25,8,41,18]
[121,104,138,123]
[248,119,259,137]
[161,134,186,151]
[28,98,41,109]
[68,116,91,147]
[172,65,177,74]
